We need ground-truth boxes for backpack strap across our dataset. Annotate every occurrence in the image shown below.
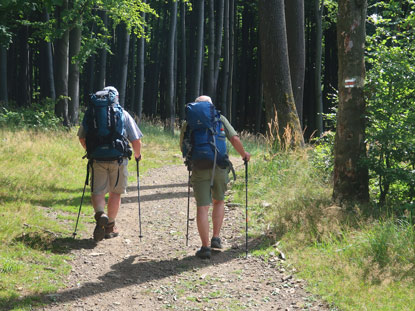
[210,130,218,189]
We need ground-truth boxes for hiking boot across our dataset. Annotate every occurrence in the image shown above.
[93,212,109,242]
[211,237,222,249]
[104,222,119,239]
[195,246,211,259]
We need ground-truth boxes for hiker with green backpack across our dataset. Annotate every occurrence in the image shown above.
[180,95,251,259]
[78,86,143,242]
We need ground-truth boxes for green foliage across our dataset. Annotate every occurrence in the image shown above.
[231,146,415,310]
[231,150,332,242]
[0,100,62,130]
[0,120,183,309]
[365,0,415,207]
[310,131,335,183]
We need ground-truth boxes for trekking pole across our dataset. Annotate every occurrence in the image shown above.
[244,158,249,258]
[73,161,90,238]
[186,170,191,246]
[136,156,143,241]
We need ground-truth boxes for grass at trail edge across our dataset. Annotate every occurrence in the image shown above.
[0,123,185,310]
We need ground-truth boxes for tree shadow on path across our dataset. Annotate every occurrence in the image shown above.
[31,244,246,308]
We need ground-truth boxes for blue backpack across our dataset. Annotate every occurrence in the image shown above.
[182,101,229,170]
[83,89,132,160]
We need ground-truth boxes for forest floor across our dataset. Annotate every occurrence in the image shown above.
[37,161,331,311]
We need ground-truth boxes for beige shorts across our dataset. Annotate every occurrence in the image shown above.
[90,159,129,195]
[191,167,229,207]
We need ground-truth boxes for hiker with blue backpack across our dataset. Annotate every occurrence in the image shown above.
[181,95,251,259]
[77,86,143,242]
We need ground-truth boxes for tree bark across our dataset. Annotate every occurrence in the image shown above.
[228,0,235,121]
[0,46,8,103]
[285,0,305,128]
[213,0,224,102]
[119,24,130,108]
[190,0,204,101]
[165,0,178,134]
[97,11,108,91]
[17,25,31,107]
[333,0,369,205]
[42,8,55,101]
[54,0,70,126]
[178,0,187,120]
[206,0,215,96]
[314,0,324,135]
[68,20,82,125]
[220,0,230,117]
[135,0,147,119]
[258,0,304,148]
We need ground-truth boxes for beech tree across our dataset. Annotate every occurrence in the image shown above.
[54,0,70,126]
[165,0,178,134]
[333,0,369,204]
[285,0,305,127]
[258,0,304,148]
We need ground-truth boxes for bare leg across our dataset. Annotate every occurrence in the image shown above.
[197,205,210,247]
[212,199,225,238]
[91,194,106,213]
[107,192,121,222]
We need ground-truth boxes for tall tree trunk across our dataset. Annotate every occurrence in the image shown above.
[135,0,147,119]
[54,0,70,126]
[190,0,204,101]
[119,24,130,107]
[206,0,215,96]
[213,0,224,102]
[285,0,305,128]
[178,0,187,120]
[43,9,55,100]
[333,0,369,205]
[258,0,304,148]
[68,19,82,125]
[17,25,31,107]
[220,0,230,117]
[237,5,250,129]
[127,34,136,111]
[0,46,8,103]
[315,0,324,135]
[165,0,178,134]
[228,0,235,120]
[97,11,108,90]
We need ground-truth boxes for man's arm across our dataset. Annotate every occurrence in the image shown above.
[131,138,142,161]
[79,137,87,150]
[229,135,251,162]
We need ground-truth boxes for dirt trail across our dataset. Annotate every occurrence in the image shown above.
[39,161,330,311]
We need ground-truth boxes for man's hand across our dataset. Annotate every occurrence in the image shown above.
[135,154,142,162]
[243,152,251,162]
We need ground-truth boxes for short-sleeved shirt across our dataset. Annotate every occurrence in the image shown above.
[77,109,143,142]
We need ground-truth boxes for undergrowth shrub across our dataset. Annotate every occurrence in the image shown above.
[0,99,62,129]
[365,6,415,209]
[234,149,332,244]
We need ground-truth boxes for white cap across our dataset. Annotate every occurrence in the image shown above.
[103,86,119,96]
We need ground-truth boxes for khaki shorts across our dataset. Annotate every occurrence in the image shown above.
[90,159,129,195]
[191,167,229,207]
